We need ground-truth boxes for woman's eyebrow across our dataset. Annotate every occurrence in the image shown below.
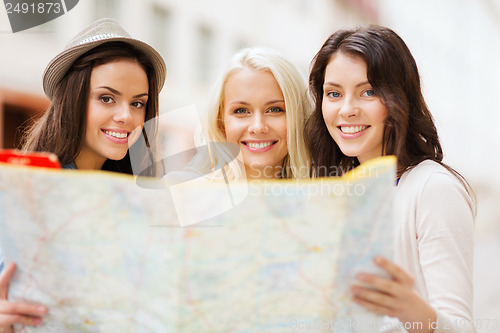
[96,86,148,98]
[97,86,121,95]
[323,81,370,88]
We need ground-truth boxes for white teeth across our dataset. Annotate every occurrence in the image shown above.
[246,142,273,149]
[340,126,368,134]
[104,130,128,139]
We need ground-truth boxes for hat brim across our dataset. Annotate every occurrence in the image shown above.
[43,37,166,100]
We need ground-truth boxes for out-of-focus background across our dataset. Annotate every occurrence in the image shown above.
[0,0,498,331]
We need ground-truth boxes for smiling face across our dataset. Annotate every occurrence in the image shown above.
[75,59,149,170]
[322,52,388,164]
[222,67,288,179]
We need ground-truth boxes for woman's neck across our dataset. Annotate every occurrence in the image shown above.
[74,152,106,170]
[244,165,282,180]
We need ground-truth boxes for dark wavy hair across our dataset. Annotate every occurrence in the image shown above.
[305,25,473,197]
[22,42,161,176]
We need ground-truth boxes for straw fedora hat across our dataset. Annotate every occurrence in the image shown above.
[43,18,166,100]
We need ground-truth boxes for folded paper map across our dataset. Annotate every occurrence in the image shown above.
[0,156,395,332]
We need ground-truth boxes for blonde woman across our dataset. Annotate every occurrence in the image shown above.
[191,47,310,180]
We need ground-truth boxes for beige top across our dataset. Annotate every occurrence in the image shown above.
[382,160,475,333]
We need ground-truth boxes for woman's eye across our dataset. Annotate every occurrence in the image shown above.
[131,101,145,109]
[233,108,248,115]
[363,89,375,97]
[327,91,341,98]
[100,96,114,104]
[268,106,285,113]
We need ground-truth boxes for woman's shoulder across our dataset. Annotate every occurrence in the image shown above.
[399,160,457,188]
[398,160,474,212]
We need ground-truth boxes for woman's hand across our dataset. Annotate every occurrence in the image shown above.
[351,256,437,333]
[0,263,48,332]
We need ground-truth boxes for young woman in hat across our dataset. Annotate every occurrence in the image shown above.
[190,47,310,180]
[24,17,166,175]
[0,18,166,330]
[305,25,475,332]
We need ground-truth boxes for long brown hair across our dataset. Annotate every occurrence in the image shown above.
[305,25,474,197]
[22,42,161,176]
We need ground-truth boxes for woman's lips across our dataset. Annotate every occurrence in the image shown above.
[338,125,370,139]
[102,129,130,144]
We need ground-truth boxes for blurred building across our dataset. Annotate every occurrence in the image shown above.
[377,0,500,186]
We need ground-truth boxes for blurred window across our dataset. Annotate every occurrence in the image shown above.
[150,4,170,56]
[94,0,119,20]
[198,25,213,84]
[0,89,49,149]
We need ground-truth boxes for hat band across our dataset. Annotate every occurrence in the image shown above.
[76,33,125,46]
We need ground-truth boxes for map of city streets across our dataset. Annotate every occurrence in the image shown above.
[0,156,395,332]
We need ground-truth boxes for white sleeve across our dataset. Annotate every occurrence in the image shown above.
[416,171,476,333]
